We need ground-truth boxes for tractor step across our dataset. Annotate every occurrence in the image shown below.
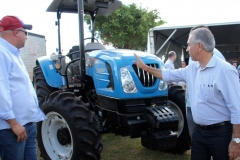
[141,130,177,150]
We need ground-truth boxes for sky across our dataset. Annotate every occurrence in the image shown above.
[1,0,240,55]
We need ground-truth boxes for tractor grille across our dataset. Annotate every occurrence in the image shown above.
[132,64,158,87]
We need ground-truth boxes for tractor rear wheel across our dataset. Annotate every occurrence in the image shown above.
[165,86,191,154]
[37,91,102,160]
[33,65,55,107]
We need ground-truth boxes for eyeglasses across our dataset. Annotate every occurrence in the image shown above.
[11,29,28,36]
[16,29,28,36]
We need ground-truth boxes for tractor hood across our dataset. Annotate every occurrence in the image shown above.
[88,49,162,64]
[85,49,167,99]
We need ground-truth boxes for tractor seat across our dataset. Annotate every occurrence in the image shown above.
[68,46,80,60]
[68,43,106,60]
[85,42,106,52]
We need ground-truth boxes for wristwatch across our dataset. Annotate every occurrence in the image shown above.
[232,138,240,144]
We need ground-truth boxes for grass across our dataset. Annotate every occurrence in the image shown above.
[101,134,190,160]
[37,133,191,160]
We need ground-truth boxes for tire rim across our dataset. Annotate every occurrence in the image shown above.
[42,111,73,159]
[167,100,184,137]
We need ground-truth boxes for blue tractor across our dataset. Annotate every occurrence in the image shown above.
[33,0,190,159]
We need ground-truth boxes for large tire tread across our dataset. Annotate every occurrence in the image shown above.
[37,91,102,160]
[33,65,55,107]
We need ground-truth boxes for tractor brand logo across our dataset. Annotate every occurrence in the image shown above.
[96,68,105,73]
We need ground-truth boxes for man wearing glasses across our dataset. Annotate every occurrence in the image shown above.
[0,16,46,160]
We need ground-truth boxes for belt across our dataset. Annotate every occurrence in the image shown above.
[197,121,231,130]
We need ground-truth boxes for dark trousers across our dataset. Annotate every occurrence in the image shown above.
[191,122,232,160]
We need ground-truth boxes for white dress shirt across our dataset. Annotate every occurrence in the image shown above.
[164,59,175,70]
[0,38,46,129]
[186,48,225,107]
[162,55,240,125]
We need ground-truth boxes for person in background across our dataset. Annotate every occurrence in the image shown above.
[133,28,240,160]
[181,61,187,68]
[178,61,187,89]
[164,51,177,70]
[0,15,46,160]
[165,51,177,85]
[232,62,238,69]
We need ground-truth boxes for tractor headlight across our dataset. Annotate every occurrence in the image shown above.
[158,80,168,90]
[158,65,167,90]
[85,56,94,67]
[120,67,137,93]
[86,58,92,67]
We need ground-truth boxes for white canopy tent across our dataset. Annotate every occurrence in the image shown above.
[147,21,240,67]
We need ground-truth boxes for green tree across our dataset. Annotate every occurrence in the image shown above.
[84,3,165,51]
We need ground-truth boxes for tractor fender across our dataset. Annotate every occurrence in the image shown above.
[37,56,64,88]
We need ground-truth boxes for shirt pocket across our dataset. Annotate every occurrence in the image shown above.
[200,84,215,102]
